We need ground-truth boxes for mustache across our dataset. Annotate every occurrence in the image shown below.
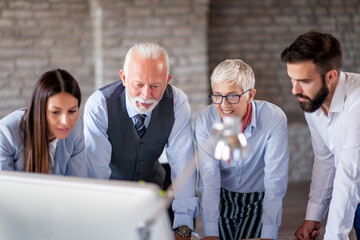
[294,93,311,101]
[133,97,156,104]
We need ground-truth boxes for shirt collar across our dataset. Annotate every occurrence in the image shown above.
[313,71,346,117]
[248,101,257,129]
[211,101,257,132]
[328,71,346,113]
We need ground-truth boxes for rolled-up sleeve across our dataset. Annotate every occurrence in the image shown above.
[166,87,200,229]
[194,111,221,237]
[262,111,289,239]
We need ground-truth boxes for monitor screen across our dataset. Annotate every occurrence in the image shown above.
[0,171,173,240]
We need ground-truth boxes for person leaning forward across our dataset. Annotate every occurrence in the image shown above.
[0,69,87,177]
[195,59,289,240]
[281,30,360,240]
[84,42,199,240]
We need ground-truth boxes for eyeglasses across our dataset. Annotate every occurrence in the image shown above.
[209,89,251,104]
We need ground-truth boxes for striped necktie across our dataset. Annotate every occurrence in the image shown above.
[134,114,147,137]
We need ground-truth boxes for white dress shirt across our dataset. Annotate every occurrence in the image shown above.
[304,72,360,239]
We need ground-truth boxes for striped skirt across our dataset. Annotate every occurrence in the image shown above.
[219,188,264,240]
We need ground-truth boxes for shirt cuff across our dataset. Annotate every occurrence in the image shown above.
[261,224,279,239]
[173,214,194,230]
[172,197,200,230]
[305,202,327,222]
[203,221,219,237]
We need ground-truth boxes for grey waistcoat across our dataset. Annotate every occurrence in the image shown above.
[100,81,174,186]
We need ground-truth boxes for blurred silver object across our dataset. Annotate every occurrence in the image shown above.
[212,116,247,163]
[136,116,247,239]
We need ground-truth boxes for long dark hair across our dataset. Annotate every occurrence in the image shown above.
[21,69,81,173]
[281,30,342,77]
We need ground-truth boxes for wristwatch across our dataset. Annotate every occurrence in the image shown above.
[174,225,192,238]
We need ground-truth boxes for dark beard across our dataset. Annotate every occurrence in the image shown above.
[295,78,329,113]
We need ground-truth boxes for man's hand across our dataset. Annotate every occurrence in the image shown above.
[295,220,321,240]
[174,233,191,240]
[201,237,218,240]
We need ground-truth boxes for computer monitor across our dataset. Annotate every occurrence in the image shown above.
[0,171,173,240]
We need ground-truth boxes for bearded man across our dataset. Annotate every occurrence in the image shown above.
[281,30,360,240]
[84,43,199,240]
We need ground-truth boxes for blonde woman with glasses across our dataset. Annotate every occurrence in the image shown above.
[195,59,289,240]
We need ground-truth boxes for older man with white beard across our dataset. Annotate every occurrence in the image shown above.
[84,43,199,239]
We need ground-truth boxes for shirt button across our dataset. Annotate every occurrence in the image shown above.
[139,160,144,165]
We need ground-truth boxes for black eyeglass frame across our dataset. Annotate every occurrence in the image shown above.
[208,89,252,104]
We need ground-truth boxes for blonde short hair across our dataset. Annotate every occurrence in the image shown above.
[210,59,255,99]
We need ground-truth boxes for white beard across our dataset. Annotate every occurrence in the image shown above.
[128,95,159,114]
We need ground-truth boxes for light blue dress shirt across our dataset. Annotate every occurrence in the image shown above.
[304,72,360,239]
[0,109,88,177]
[194,100,289,239]
[84,84,199,229]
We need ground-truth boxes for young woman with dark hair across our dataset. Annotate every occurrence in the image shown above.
[0,69,87,176]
